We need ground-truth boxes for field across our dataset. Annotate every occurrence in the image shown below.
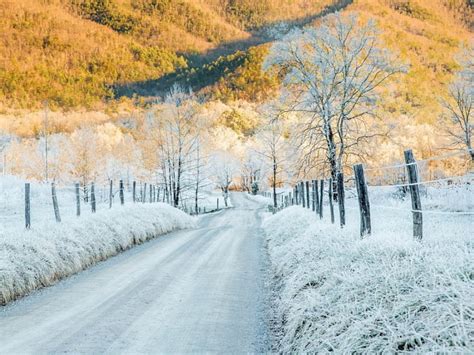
[264,182,474,352]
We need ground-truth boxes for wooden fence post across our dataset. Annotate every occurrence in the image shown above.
[109,180,113,208]
[336,172,345,227]
[305,181,310,209]
[83,184,89,203]
[51,182,61,223]
[120,179,125,205]
[149,184,152,203]
[143,183,147,203]
[294,185,298,205]
[132,181,136,203]
[328,178,335,224]
[319,179,324,219]
[311,180,316,212]
[301,182,306,208]
[217,198,219,210]
[315,179,320,215]
[404,149,423,240]
[354,164,371,237]
[75,183,81,217]
[25,183,31,229]
[91,182,96,213]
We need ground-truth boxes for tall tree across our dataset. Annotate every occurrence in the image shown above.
[147,85,202,207]
[256,105,288,209]
[264,13,405,180]
[441,44,473,162]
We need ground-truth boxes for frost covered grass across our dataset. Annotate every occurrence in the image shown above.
[264,187,473,352]
[0,203,195,305]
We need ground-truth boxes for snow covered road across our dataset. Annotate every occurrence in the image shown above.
[0,193,269,353]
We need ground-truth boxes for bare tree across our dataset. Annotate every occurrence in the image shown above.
[256,105,288,209]
[147,85,202,207]
[441,44,473,161]
[211,151,239,207]
[70,127,100,201]
[264,13,405,181]
[240,143,264,194]
[0,132,12,175]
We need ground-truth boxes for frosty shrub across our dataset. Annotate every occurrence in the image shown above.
[0,204,195,305]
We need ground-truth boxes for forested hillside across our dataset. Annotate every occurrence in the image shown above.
[0,0,472,121]
[0,0,337,109]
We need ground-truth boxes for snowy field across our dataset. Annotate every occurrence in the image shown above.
[264,184,474,353]
[0,185,195,305]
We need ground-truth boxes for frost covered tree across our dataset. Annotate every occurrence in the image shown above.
[240,143,264,194]
[211,151,239,207]
[69,127,100,201]
[147,85,203,207]
[264,12,405,181]
[0,132,12,175]
[256,106,288,209]
[441,44,473,162]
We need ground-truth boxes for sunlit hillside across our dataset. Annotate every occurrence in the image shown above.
[345,0,473,123]
[0,0,472,138]
[0,0,338,109]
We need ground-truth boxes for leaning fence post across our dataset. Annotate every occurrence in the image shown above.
[75,183,81,217]
[25,183,31,229]
[404,149,423,240]
[91,182,96,213]
[109,180,113,208]
[328,178,335,224]
[51,182,61,223]
[336,172,345,227]
[319,179,324,219]
[354,164,371,237]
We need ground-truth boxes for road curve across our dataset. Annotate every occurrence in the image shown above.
[0,193,269,353]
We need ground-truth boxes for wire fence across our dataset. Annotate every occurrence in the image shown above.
[0,177,225,231]
[265,148,473,240]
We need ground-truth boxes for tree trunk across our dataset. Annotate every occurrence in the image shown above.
[273,156,277,209]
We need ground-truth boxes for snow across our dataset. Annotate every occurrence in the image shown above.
[264,186,474,353]
[0,193,268,353]
[180,189,233,213]
[0,201,195,306]
[245,193,273,205]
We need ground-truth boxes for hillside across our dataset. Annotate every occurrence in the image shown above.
[0,0,472,117]
[346,0,473,124]
[0,0,337,110]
